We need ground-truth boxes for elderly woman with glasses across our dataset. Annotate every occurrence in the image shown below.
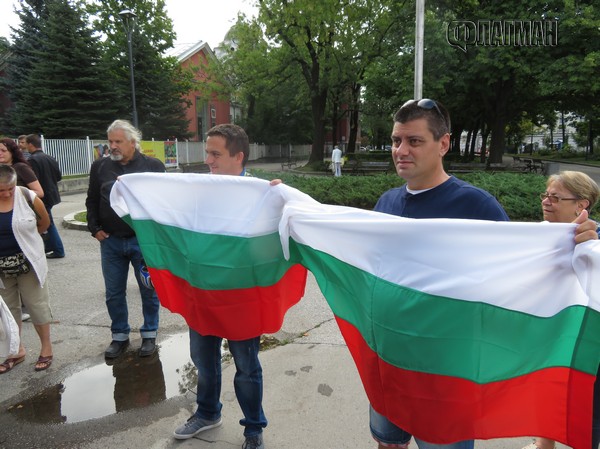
[0,164,53,374]
[523,170,600,449]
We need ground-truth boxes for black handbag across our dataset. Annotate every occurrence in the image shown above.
[0,252,31,277]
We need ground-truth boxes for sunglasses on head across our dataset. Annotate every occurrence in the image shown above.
[401,98,447,128]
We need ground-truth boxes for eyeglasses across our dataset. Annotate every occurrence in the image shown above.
[401,99,448,128]
[539,193,579,203]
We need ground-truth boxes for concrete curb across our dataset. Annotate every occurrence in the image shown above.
[63,211,88,231]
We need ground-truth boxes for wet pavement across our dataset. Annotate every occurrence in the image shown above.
[7,333,194,425]
[0,165,575,448]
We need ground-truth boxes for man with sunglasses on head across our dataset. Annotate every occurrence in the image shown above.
[369,99,597,449]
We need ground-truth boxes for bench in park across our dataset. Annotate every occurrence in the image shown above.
[448,161,544,174]
[512,157,545,173]
[448,163,487,173]
[281,155,302,170]
[341,160,392,175]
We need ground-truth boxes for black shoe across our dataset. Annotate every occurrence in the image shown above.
[139,338,156,357]
[104,339,129,359]
[46,252,65,259]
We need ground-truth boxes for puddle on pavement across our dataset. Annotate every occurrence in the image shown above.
[6,332,197,424]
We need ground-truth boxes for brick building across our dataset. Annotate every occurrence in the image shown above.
[171,41,232,141]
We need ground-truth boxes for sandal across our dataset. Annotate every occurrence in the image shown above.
[0,355,26,374]
[34,355,53,371]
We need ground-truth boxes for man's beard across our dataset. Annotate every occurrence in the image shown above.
[110,153,123,161]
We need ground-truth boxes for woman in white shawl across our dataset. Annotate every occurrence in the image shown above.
[0,164,53,373]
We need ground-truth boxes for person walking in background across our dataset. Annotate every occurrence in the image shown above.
[522,170,600,449]
[332,145,342,177]
[0,164,53,373]
[17,135,30,160]
[25,134,65,259]
[85,119,165,360]
[173,124,267,449]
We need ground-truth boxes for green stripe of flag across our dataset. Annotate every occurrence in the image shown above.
[125,218,294,290]
[294,241,600,383]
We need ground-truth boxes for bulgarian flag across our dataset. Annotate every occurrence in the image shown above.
[112,174,600,448]
[110,173,312,340]
[279,201,600,448]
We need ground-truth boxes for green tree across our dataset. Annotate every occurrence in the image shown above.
[360,8,451,149]
[538,0,600,154]
[1,0,46,134]
[0,37,9,53]
[254,0,399,163]
[213,19,314,144]
[429,0,599,162]
[2,0,116,137]
[254,0,339,162]
[88,0,191,139]
[362,0,599,162]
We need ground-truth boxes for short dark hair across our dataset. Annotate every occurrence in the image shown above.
[207,124,250,166]
[26,134,42,148]
[393,99,451,141]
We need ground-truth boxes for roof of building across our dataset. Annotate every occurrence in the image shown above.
[165,40,214,62]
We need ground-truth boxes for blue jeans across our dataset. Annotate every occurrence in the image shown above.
[44,206,65,256]
[370,406,474,449]
[189,329,267,437]
[100,236,159,341]
[334,162,342,177]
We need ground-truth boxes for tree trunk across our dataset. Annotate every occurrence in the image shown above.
[486,78,514,163]
[347,107,359,154]
[449,127,462,155]
[464,129,472,159]
[589,118,594,156]
[331,102,339,149]
[309,91,327,164]
[346,83,361,155]
[488,120,503,163]
[469,124,479,160]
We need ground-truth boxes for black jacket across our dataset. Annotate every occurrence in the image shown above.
[28,149,62,208]
[85,151,165,238]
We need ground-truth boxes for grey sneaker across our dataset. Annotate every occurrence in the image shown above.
[173,415,222,440]
[242,434,264,449]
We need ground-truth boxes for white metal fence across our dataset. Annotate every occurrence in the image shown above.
[37,137,312,177]
[42,137,96,177]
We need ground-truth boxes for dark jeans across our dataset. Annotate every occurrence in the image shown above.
[190,329,267,437]
[44,206,65,256]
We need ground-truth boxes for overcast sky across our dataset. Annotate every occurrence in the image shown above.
[0,0,258,49]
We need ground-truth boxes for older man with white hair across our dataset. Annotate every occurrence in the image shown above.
[85,119,165,359]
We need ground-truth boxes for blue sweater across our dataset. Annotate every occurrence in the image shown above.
[374,176,509,221]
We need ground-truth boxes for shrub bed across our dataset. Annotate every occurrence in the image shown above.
[252,170,562,222]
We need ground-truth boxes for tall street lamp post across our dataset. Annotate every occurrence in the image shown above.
[414,0,424,100]
[119,9,138,128]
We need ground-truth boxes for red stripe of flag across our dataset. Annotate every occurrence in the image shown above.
[336,316,594,448]
[150,264,307,340]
